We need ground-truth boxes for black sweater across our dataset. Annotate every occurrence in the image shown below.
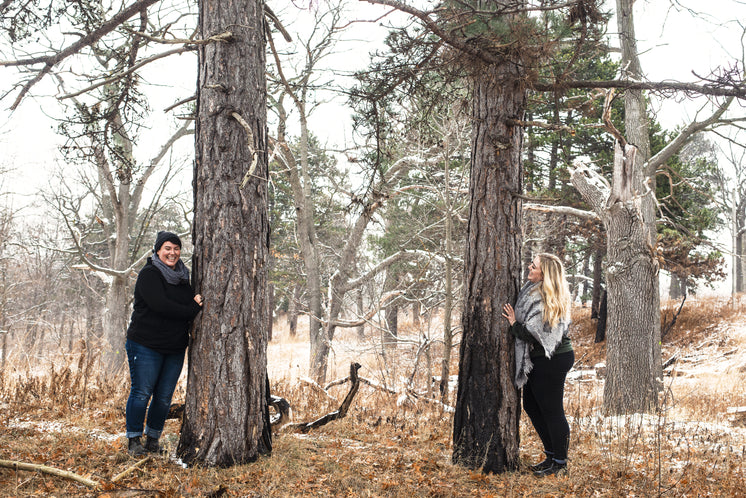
[126,258,202,354]
[509,321,573,359]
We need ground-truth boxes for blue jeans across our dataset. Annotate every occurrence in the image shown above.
[125,340,185,439]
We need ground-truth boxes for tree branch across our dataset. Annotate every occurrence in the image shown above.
[4,0,162,109]
[286,363,362,433]
[359,0,499,65]
[646,97,734,172]
[0,459,99,489]
[343,249,444,293]
[533,78,746,99]
[330,290,405,327]
[524,202,600,221]
[59,47,193,100]
[570,159,611,219]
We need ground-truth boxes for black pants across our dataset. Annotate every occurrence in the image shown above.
[522,350,575,461]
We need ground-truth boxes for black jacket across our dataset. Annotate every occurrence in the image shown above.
[126,258,202,354]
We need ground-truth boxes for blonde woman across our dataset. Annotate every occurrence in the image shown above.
[502,253,574,477]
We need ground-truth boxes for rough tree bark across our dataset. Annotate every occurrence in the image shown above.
[177,0,272,466]
[572,141,660,413]
[452,56,524,472]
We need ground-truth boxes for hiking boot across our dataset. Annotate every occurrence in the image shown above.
[127,437,147,457]
[144,435,165,454]
[534,461,568,477]
[529,457,554,472]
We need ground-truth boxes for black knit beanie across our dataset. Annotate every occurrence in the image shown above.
[153,231,182,253]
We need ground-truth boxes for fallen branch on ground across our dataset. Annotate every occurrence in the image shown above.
[406,389,455,413]
[299,376,336,401]
[111,456,152,483]
[285,363,362,433]
[0,459,99,489]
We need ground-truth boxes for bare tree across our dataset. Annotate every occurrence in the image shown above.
[49,89,193,371]
[266,2,343,383]
[712,133,746,298]
[268,2,457,383]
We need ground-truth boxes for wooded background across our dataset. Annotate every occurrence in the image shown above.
[1,0,745,471]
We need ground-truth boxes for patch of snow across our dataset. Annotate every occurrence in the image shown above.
[8,419,121,442]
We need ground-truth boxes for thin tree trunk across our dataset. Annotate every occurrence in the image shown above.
[411,301,421,326]
[595,290,607,343]
[669,274,685,300]
[591,246,603,318]
[737,230,744,292]
[101,275,128,373]
[178,0,271,467]
[356,289,365,340]
[581,248,591,302]
[548,99,560,190]
[440,137,454,404]
[288,283,301,337]
[383,270,399,350]
[453,57,524,473]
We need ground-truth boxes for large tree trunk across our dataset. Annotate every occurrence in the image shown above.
[609,0,661,413]
[573,143,660,413]
[178,0,271,467]
[603,150,659,413]
[452,59,524,473]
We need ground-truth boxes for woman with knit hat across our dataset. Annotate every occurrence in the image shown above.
[124,231,204,457]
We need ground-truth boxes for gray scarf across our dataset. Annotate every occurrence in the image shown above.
[513,281,569,388]
[151,254,190,285]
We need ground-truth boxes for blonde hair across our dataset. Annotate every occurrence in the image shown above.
[536,253,571,328]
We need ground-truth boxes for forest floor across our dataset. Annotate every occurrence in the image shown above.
[1,296,745,497]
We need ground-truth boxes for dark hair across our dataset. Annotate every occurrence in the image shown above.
[153,231,182,253]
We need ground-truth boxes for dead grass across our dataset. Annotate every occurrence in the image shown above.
[1,298,745,496]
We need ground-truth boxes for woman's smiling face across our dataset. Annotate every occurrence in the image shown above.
[527,256,543,283]
[157,241,181,269]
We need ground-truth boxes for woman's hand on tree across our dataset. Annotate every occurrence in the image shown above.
[502,303,515,326]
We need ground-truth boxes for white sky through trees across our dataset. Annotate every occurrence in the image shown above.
[0,0,744,292]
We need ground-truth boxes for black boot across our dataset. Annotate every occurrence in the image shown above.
[144,435,164,454]
[128,437,147,457]
[533,460,568,477]
[529,457,553,472]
